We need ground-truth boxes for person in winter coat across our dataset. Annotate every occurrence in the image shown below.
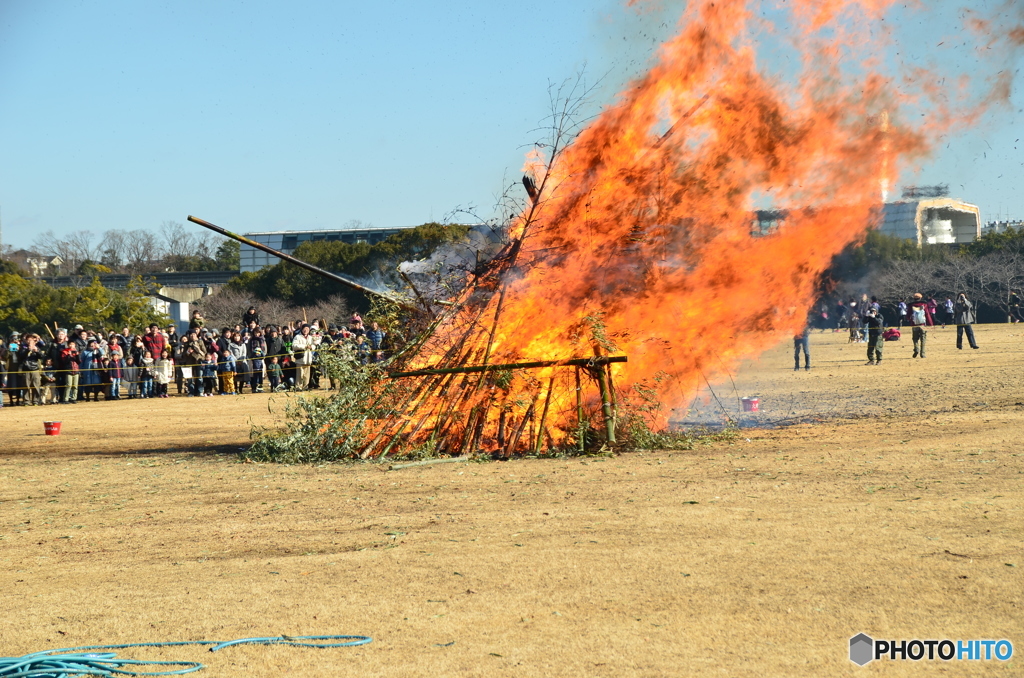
[366,322,386,363]
[228,331,249,393]
[153,347,174,398]
[142,324,167,362]
[200,353,218,396]
[291,324,316,389]
[906,293,934,358]
[247,328,267,392]
[180,329,208,396]
[863,309,885,365]
[123,356,140,398]
[79,340,104,401]
[241,306,260,327]
[18,333,46,405]
[107,353,124,399]
[953,293,980,350]
[217,349,236,395]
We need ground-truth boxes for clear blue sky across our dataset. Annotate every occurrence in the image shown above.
[1,0,1021,251]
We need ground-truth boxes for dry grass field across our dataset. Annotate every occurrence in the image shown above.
[2,323,1022,676]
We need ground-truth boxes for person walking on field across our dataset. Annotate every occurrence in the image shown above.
[953,292,980,350]
[864,308,884,364]
[793,328,810,371]
[907,293,934,358]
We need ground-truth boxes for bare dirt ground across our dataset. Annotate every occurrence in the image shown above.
[2,323,1022,676]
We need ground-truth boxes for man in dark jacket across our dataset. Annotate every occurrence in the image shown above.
[906,293,934,358]
[242,306,260,327]
[265,327,284,363]
[953,293,979,350]
[863,309,884,365]
[18,333,46,406]
[47,329,69,403]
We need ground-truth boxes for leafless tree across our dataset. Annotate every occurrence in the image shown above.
[162,221,196,260]
[124,229,162,273]
[873,259,939,303]
[976,252,1024,320]
[193,289,349,332]
[99,229,128,270]
[31,229,100,273]
[66,230,101,268]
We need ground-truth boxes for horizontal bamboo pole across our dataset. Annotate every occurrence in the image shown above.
[388,457,470,471]
[388,355,627,379]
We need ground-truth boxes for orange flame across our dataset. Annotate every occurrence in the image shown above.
[398,0,1023,446]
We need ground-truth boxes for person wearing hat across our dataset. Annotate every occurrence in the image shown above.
[906,293,934,358]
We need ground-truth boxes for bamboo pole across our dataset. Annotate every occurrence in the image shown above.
[575,367,585,454]
[389,355,627,378]
[504,402,535,457]
[593,362,616,445]
[398,269,436,318]
[534,377,555,454]
[497,407,507,450]
[606,361,619,429]
[388,457,469,471]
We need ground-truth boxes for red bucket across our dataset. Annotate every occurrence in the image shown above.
[741,397,760,413]
[44,421,62,436]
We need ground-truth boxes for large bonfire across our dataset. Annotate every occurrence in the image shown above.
[251,0,1023,461]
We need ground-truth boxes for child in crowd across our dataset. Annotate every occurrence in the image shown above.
[266,355,283,391]
[42,359,58,404]
[140,350,155,398]
[154,348,174,398]
[108,352,124,399]
[250,345,265,393]
[218,349,236,395]
[124,356,139,398]
[201,352,218,396]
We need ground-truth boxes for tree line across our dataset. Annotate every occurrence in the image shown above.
[26,221,240,276]
[824,228,1024,323]
[0,271,169,336]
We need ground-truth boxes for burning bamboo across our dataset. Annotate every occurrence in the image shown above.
[389,356,627,379]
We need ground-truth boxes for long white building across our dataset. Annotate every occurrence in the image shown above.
[239,225,414,273]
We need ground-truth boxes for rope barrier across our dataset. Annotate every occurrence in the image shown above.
[0,635,372,677]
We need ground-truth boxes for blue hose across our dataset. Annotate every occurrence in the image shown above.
[0,635,372,677]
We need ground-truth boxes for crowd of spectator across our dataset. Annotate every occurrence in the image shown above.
[0,306,390,407]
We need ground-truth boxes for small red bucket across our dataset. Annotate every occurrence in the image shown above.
[44,421,62,436]
[741,397,760,413]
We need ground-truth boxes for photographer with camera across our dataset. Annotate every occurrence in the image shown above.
[953,292,980,350]
[18,333,46,406]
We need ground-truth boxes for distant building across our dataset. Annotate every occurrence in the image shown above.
[240,226,414,273]
[749,196,983,246]
[983,219,1024,234]
[877,198,981,246]
[7,249,64,276]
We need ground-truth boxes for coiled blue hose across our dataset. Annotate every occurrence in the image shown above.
[0,635,372,677]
